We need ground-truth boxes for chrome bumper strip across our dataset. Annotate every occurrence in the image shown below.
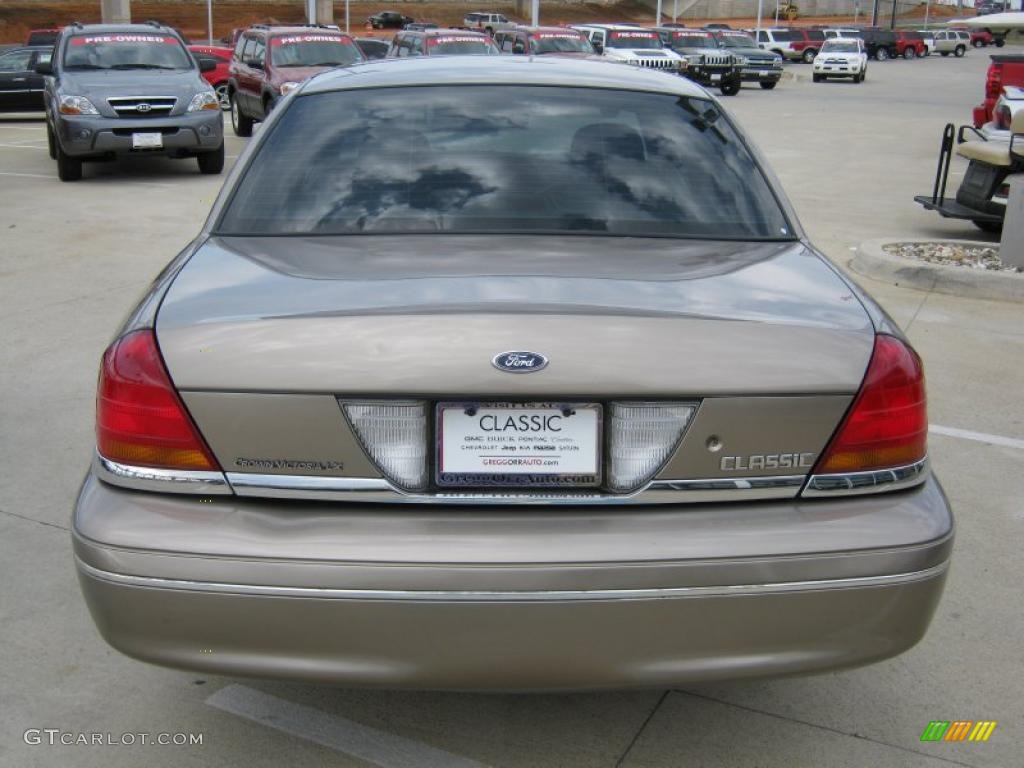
[95,454,231,495]
[96,455,926,505]
[223,472,805,504]
[802,459,929,497]
[76,558,949,602]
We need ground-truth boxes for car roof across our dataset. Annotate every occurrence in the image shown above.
[61,23,181,35]
[402,28,491,37]
[574,23,654,30]
[512,26,586,33]
[302,55,709,98]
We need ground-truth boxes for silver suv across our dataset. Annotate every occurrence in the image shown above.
[39,22,224,181]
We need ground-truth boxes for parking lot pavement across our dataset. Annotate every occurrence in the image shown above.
[2,49,1023,768]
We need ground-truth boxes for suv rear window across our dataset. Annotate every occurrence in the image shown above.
[805,30,825,41]
[770,30,798,41]
[218,86,791,240]
[270,33,363,66]
[64,33,193,70]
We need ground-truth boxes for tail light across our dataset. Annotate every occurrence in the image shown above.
[986,63,1003,100]
[97,330,220,471]
[812,335,927,475]
[342,401,428,491]
[608,403,696,491]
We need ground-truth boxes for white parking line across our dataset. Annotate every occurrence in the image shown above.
[0,171,52,179]
[930,424,1024,451]
[207,684,489,768]
[0,142,44,150]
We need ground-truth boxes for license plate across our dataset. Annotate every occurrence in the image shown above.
[710,73,722,81]
[132,132,163,149]
[760,70,773,76]
[437,402,601,487]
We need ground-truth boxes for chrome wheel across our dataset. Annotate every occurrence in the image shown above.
[216,83,230,111]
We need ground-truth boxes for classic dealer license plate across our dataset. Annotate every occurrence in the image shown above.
[437,403,601,487]
[132,132,163,149]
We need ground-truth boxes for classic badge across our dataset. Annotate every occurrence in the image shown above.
[492,351,549,373]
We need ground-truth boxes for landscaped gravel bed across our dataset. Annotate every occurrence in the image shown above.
[884,242,1022,273]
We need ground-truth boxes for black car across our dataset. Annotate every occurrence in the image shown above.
[367,11,414,29]
[355,38,390,59]
[855,27,899,60]
[0,46,52,112]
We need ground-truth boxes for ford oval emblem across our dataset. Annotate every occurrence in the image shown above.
[492,351,548,374]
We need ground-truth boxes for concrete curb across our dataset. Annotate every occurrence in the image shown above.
[851,238,1024,303]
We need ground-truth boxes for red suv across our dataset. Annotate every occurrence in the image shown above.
[895,31,927,59]
[228,24,364,137]
[973,53,1024,127]
[188,44,233,109]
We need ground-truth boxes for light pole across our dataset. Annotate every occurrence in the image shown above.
[673,0,679,22]
[207,0,213,44]
[346,0,351,32]
[656,0,662,25]
[531,0,539,27]
[756,0,763,37]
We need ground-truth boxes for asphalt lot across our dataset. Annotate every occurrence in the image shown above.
[1,49,1023,768]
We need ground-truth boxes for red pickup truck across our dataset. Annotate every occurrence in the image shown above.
[973,54,1024,127]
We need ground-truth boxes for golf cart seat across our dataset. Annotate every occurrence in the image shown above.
[956,140,1014,167]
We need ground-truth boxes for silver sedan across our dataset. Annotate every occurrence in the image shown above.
[74,56,951,691]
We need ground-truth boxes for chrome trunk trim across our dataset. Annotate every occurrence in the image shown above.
[224,472,804,504]
[802,459,929,497]
[95,453,232,495]
[76,558,950,601]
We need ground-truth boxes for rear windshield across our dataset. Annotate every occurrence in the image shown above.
[607,31,663,49]
[270,34,363,67]
[769,30,798,41]
[218,86,791,240]
[63,33,193,70]
[426,35,498,54]
[530,32,593,54]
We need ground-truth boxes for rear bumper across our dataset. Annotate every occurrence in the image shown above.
[55,111,223,158]
[73,473,953,690]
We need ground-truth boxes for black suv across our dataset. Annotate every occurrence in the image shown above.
[707,30,784,90]
[657,28,742,96]
[39,22,223,181]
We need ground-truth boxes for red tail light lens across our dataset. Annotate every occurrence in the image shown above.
[986,63,1003,99]
[97,330,220,471]
[814,335,927,474]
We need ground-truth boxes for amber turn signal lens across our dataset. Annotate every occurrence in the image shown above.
[96,330,220,471]
[814,334,927,474]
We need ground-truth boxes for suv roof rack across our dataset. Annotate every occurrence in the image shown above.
[143,20,167,29]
